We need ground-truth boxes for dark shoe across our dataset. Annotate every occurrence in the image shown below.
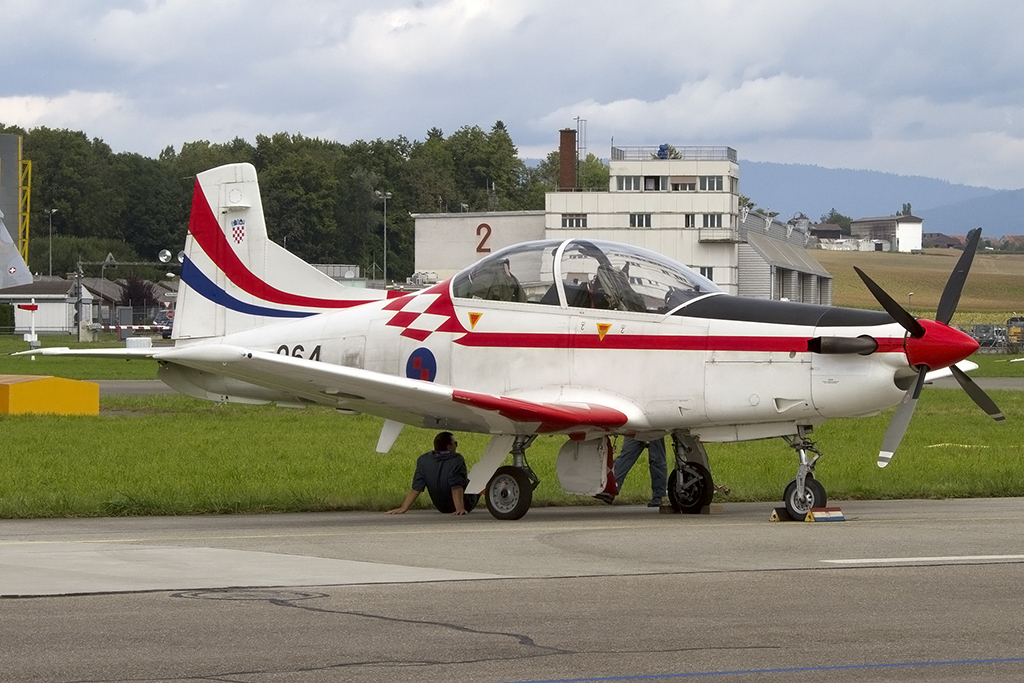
[647,496,665,507]
[594,492,615,505]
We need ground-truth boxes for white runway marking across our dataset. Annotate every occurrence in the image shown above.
[823,554,1024,565]
[0,544,502,597]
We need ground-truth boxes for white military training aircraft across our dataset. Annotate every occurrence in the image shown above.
[0,209,32,290]
[19,163,1006,520]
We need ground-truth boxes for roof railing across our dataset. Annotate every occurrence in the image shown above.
[610,145,737,162]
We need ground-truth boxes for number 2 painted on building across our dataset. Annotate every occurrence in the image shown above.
[476,223,492,253]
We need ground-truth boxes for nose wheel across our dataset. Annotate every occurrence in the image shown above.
[783,475,827,519]
[782,430,828,520]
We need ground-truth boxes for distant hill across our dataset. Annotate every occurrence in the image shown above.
[741,161,1024,237]
[740,161,1004,225]
[916,190,1024,236]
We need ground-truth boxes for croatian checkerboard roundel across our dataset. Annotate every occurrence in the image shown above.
[405,347,437,382]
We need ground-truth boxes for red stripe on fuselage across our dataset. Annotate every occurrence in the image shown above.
[455,331,907,354]
[188,179,377,310]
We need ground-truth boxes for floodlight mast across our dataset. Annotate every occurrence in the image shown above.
[47,208,57,277]
[375,190,392,285]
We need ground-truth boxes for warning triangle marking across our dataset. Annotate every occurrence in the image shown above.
[597,323,611,341]
[468,312,482,329]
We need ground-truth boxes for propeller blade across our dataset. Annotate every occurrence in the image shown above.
[877,366,927,468]
[936,228,982,324]
[854,266,926,338]
[951,364,1007,423]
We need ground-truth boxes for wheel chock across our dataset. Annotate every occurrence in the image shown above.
[770,507,793,522]
[804,507,845,522]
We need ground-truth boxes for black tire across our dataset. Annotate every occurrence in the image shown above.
[668,462,714,514]
[783,476,827,520]
[485,466,533,520]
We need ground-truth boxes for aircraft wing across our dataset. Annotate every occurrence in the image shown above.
[155,344,633,436]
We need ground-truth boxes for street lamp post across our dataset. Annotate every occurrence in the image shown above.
[47,208,57,276]
[375,190,392,284]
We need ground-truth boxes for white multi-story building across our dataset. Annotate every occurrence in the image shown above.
[413,131,831,303]
[546,141,741,291]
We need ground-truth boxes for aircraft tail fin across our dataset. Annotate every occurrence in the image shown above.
[0,210,32,290]
[175,163,385,340]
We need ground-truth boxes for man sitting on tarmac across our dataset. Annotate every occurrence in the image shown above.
[387,431,479,515]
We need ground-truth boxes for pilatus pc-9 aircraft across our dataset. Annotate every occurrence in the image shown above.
[20,163,1005,520]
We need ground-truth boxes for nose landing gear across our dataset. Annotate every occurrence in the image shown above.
[782,429,827,519]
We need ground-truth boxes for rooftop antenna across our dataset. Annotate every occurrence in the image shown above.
[575,117,587,186]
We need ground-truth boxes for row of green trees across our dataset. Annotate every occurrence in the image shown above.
[2,122,610,281]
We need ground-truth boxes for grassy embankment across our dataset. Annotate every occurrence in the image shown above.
[1,248,1022,518]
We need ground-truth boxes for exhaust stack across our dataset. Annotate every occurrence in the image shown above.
[558,128,577,191]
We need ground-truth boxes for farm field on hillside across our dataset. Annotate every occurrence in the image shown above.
[811,249,1024,321]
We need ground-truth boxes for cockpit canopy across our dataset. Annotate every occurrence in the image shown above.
[452,238,721,313]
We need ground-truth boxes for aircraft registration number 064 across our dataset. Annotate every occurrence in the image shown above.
[277,344,322,361]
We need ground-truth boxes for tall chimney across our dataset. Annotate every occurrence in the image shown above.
[558,128,577,191]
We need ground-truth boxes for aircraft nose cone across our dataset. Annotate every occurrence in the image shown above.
[905,319,979,370]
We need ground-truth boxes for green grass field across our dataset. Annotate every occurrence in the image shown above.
[0,387,1020,518]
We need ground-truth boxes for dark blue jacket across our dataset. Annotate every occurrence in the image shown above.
[412,449,470,514]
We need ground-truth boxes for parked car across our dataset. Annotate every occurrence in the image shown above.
[154,309,174,339]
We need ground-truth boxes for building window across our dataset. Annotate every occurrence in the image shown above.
[699,175,723,191]
[562,214,587,228]
[699,266,714,280]
[643,176,664,191]
[703,214,722,228]
[629,213,652,228]
[616,176,641,191]
[684,214,695,228]
[671,175,697,191]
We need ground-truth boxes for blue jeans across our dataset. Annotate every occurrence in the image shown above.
[612,437,667,497]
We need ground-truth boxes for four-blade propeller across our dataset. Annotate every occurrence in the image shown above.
[854,227,1005,467]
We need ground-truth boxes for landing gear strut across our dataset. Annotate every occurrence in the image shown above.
[668,432,715,513]
[485,435,539,520]
[782,428,828,519]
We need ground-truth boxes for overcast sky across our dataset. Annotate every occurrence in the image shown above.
[3,1,1024,189]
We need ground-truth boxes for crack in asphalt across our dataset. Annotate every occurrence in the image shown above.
[110,589,779,683]
[268,596,558,649]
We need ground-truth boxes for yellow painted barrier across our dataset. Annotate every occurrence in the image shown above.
[0,375,99,416]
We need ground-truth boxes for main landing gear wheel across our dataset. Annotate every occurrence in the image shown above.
[667,462,714,514]
[783,476,827,520]
[486,466,533,520]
